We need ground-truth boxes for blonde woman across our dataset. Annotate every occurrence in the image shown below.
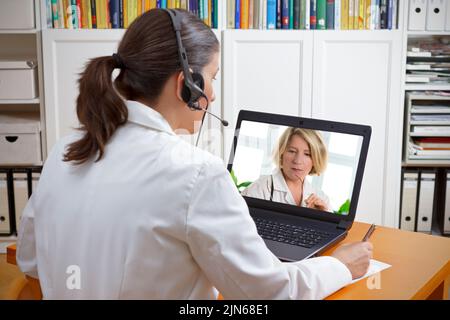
[242,127,331,212]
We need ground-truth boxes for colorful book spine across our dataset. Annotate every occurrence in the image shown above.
[293,0,300,29]
[348,0,354,29]
[241,0,249,29]
[46,0,53,28]
[310,0,317,29]
[358,0,364,30]
[213,0,218,28]
[276,0,281,29]
[326,0,334,29]
[289,0,294,29]
[227,0,235,28]
[80,0,89,28]
[76,0,82,28]
[334,0,340,29]
[248,0,254,29]
[235,0,241,29]
[71,0,79,28]
[299,0,306,29]
[281,0,289,29]
[316,0,326,30]
[110,0,120,28]
[387,0,393,29]
[51,0,60,28]
[365,0,371,29]
[161,0,167,8]
[267,0,276,29]
[341,0,349,29]
[57,0,66,28]
[305,0,310,28]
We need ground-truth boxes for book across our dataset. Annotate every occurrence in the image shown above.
[51,0,61,28]
[76,0,82,28]
[305,0,310,28]
[281,0,289,29]
[294,0,300,29]
[341,0,349,29]
[357,0,364,30]
[310,0,317,29]
[110,0,120,28]
[326,0,335,29]
[248,0,253,28]
[316,0,326,30]
[412,126,450,133]
[267,0,276,29]
[276,0,281,28]
[241,0,249,29]
[334,0,340,29]
[227,0,235,28]
[289,0,294,29]
[235,0,241,29]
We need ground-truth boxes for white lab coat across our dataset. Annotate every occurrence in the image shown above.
[241,169,332,211]
[17,100,352,299]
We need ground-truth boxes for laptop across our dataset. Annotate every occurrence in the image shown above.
[227,110,371,262]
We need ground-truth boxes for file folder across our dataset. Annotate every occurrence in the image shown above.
[446,0,450,30]
[426,0,446,31]
[13,172,30,232]
[400,171,419,231]
[0,171,12,235]
[416,171,436,233]
[443,170,450,234]
[409,0,427,30]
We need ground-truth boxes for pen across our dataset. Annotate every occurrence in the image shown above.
[362,224,376,242]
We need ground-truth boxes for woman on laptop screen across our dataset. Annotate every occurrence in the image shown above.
[242,127,332,212]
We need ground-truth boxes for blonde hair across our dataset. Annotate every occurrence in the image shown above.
[273,128,328,175]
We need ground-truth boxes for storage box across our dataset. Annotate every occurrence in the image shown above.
[0,60,38,100]
[0,112,42,165]
[0,0,35,30]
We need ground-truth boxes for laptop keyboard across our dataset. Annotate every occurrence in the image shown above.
[253,217,331,248]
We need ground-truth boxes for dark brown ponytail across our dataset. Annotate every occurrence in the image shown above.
[63,9,219,164]
[63,56,127,164]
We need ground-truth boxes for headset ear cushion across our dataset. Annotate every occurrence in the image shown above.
[192,72,204,90]
[181,72,205,103]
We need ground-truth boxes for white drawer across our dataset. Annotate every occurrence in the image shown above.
[0,0,35,30]
[0,133,42,165]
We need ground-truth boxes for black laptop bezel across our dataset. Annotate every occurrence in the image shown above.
[227,109,372,229]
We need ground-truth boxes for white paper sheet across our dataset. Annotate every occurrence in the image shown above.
[351,259,392,284]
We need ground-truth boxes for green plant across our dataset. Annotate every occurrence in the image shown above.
[336,199,351,215]
[230,170,253,192]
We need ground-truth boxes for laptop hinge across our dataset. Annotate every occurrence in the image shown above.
[337,220,351,230]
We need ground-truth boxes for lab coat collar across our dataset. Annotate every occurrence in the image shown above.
[272,168,290,193]
[126,100,176,136]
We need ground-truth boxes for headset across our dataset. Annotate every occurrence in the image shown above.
[163,9,228,127]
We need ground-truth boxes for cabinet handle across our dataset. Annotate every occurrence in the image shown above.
[5,136,18,143]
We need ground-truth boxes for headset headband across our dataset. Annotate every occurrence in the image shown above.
[163,9,205,106]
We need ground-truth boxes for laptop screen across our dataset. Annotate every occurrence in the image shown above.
[230,120,364,216]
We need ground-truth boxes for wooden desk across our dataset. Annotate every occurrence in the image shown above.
[6,222,450,300]
[322,222,450,300]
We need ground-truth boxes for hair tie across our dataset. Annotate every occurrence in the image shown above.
[112,53,126,69]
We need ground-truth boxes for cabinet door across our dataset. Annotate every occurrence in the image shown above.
[312,31,403,227]
[222,30,314,162]
[42,29,124,153]
[42,29,222,158]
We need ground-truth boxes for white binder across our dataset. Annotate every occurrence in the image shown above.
[400,171,419,231]
[409,0,427,30]
[426,0,446,30]
[446,0,450,30]
[417,172,435,233]
[0,172,11,235]
[444,171,450,234]
[13,172,29,232]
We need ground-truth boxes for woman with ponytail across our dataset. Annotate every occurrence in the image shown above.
[17,9,372,300]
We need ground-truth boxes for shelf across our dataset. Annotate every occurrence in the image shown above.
[411,110,450,114]
[0,29,37,34]
[411,121,450,125]
[407,31,450,36]
[403,160,450,166]
[410,132,450,137]
[405,84,450,91]
[0,98,40,104]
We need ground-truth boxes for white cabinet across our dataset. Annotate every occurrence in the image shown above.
[222,30,314,160]
[311,30,403,226]
[221,30,403,227]
[42,29,124,153]
[42,29,222,158]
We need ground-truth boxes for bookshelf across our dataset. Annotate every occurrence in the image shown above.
[399,0,450,237]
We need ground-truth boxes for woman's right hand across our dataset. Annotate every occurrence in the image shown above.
[331,241,373,280]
